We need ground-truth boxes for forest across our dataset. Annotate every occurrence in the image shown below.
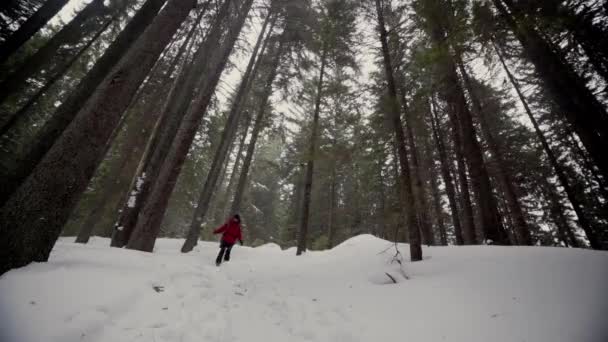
[0,0,607,276]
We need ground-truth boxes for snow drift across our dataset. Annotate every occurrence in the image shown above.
[1,234,607,342]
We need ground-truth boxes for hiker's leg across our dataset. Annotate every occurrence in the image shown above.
[224,244,234,261]
[216,247,226,264]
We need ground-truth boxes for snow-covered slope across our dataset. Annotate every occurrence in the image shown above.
[1,235,607,342]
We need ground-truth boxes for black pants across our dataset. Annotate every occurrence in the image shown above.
[216,240,234,264]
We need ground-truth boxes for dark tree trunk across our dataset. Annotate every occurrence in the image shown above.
[75,41,186,244]
[0,0,168,205]
[494,40,602,249]
[442,58,508,245]
[0,0,110,105]
[327,166,337,248]
[126,0,254,253]
[110,0,224,248]
[429,98,463,245]
[445,99,477,244]
[0,0,70,64]
[375,0,422,261]
[456,60,531,245]
[296,45,326,256]
[0,0,196,276]
[400,89,435,246]
[493,0,608,183]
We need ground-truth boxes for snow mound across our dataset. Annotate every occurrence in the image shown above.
[254,243,282,252]
[1,236,607,342]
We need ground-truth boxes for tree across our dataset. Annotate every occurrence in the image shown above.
[127,0,255,253]
[0,0,69,64]
[0,0,169,205]
[375,0,422,261]
[491,0,608,183]
[0,0,196,276]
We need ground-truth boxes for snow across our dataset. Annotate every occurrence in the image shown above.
[1,235,607,342]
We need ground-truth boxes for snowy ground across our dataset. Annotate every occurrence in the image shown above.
[1,235,607,342]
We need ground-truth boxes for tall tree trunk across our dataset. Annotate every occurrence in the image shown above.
[492,0,608,183]
[400,89,435,245]
[230,35,283,215]
[110,0,227,248]
[444,98,477,244]
[0,0,70,64]
[217,113,252,222]
[442,58,508,244]
[0,0,111,105]
[429,98,463,245]
[494,40,602,249]
[0,0,169,205]
[0,0,196,276]
[218,17,278,221]
[127,0,255,253]
[375,0,421,261]
[327,165,337,248]
[456,60,531,245]
[75,38,187,244]
[296,44,327,256]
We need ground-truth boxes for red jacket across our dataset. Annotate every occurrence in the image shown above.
[213,219,242,244]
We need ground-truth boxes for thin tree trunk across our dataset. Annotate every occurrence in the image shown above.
[127,0,255,253]
[0,0,168,205]
[494,40,602,249]
[218,18,278,221]
[429,98,463,245]
[456,59,531,245]
[375,0,422,261]
[0,0,70,64]
[493,0,608,183]
[296,44,327,256]
[0,0,110,105]
[230,33,283,215]
[327,166,336,248]
[215,117,248,219]
[0,0,196,275]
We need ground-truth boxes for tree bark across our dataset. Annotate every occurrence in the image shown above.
[375,0,422,261]
[127,0,254,253]
[0,0,168,205]
[0,0,196,276]
[494,40,602,249]
[0,0,70,64]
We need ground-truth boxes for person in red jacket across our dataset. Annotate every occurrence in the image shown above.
[213,214,243,266]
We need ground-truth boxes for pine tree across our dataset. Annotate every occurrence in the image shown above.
[0,0,196,275]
